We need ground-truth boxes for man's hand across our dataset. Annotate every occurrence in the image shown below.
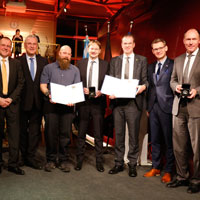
[136,85,146,95]
[49,94,56,104]
[84,88,89,95]
[109,95,116,99]
[95,90,102,98]
[0,97,10,108]
[66,103,74,107]
[175,85,182,93]
[188,89,197,99]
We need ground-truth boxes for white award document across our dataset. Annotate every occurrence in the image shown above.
[50,82,85,105]
[101,75,139,98]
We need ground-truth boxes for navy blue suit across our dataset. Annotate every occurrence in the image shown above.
[147,57,174,172]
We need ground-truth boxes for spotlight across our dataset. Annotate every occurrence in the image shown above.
[64,8,67,13]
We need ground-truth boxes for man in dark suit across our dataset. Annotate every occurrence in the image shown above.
[0,37,24,175]
[167,29,200,194]
[18,35,48,169]
[108,34,148,177]
[143,38,174,183]
[75,40,109,172]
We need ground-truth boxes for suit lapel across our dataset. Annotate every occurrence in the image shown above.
[188,50,200,82]
[157,58,170,81]
[8,58,14,91]
[98,59,103,88]
[179,54,186,83]
[133,54,140,79]
[82,58,88,87]
[23,54,33,81]
[117,55,123,78]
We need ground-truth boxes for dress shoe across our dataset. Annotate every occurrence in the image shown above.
[166,179,189,188]
[74,162,82,171]
[108,165,124,174]
[58,162,70,173]
[161,173,171,183]
[143,168,161,177]
[8,166,25,175]
[44,162,56,172]
[96,163,104,172]
[187,183,200,194]
[25,160,42,170]
[128,165,137,177]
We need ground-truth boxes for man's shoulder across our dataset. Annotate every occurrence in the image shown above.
[70,64,79,73]
[135,54,147,61]
[175,53,185,61]
[9,57,21,65]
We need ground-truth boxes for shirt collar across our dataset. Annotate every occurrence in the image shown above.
[186,48,199,57]
[26,54,36,60]
[123,52,134,59]
[157,56,167,65]
[88,57,98,63]
[0,56,9,62]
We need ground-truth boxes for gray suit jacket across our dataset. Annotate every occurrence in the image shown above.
[109,54,148,110]
[170,50,200,117]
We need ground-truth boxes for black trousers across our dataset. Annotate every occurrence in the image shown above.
[77,102,104,163]
[44,111,74,163]
[149,102,174,172]
[0,105,20,167]
[113,100,142,167]
[20,105,42,162]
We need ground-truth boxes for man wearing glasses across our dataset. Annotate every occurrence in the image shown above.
[143,38,174,183]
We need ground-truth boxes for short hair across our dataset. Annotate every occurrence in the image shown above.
[0,36,12,43]
[25,35,38,43]
[88,40,101,49]
[121,34,135,42]
[16,29,20,33]
[151,38,166,47]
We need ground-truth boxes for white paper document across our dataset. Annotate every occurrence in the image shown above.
[101,75,139,98]
[50,82,85,105]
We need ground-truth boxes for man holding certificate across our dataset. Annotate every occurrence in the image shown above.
[74,40,109,172]
[40,45,80,173]
[108,34,148,177]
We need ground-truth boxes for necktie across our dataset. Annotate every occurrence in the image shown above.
[30,58,35,80]
[183,54,193,83]
[156,62,162,80]
[125,57,129,79]
[88,61,95,87]
[1,59,8,95]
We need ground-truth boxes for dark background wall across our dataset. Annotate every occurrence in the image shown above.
[98,0,200,63]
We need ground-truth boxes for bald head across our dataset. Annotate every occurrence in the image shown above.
[183,28,200,53]
[58,45,72,70]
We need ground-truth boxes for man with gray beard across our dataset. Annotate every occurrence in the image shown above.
[40,45,81,173]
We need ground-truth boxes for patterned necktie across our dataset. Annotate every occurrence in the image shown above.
[183,54,193,83]
[30,58,35,80]
[88,61,95,87]
[1,58,8,95]
[156,62,162,80]
[125,57,130,79]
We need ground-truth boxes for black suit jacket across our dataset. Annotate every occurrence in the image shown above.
[76,58,109,107]
[147,57,174,114]
[0,57,24,112]
[109,54,148,110]
[18,54,48,111]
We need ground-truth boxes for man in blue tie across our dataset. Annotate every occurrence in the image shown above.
[144,38,174,183]
[18,35,48,170]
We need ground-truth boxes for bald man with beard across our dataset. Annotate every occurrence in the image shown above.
[40,45,81,173]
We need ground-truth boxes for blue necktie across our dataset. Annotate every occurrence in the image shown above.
[30,58,34,80]
[156,62,162,80]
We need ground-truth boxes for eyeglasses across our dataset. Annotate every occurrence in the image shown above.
[152,46,166,52]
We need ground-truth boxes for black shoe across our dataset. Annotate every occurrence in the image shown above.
[96,163,104,172]
[8,166,25,175]
[166,179,189,188]
[44,162,56,172]
[0,166,2,174]
[128,165,137,177]
[187,183,200,194]
[108,165,124,174]
[74,162,82,171]
[25,160,42,170]
[58,162,70,173]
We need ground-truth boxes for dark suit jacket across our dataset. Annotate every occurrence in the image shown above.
[18,54,48,111]
[0,57,24,112]
[147,57,174,114]
[109,54,148,110]
[170,51,200,117]
[76,58,109,107]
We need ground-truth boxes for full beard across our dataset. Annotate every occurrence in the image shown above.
[57,57,70,70]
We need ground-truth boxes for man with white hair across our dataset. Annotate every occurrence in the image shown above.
[40,45,81,172]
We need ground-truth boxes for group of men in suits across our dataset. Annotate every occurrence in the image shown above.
[0,28,200,194]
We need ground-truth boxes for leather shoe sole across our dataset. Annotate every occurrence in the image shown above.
[74,162,82,171]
